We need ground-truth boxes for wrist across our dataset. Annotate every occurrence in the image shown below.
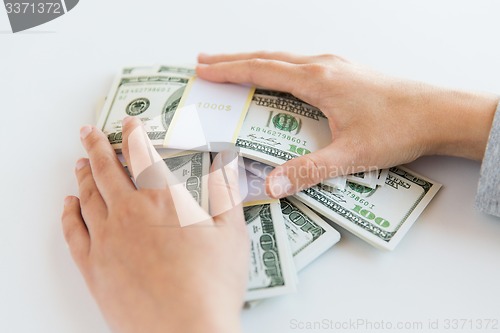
[416,86,499,160]
[161,292,243,333]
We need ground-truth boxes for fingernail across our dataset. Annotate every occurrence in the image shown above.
[80,126,93,140]
[267,173,293,198]
[195,65,206,73]
[64,196,73,206]
[75,158,89,171]
[122,116,135,127]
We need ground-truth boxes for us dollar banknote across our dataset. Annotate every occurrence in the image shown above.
[162,152,210,210]
[236,89,332,165]
[245,202,297,301]
[235,89,352,188]
[294,166,441,250]
[122,65,195,77]
[281,197,340,271]
[123,151,210,211]
[245,198,340,307]
[158,65,195,77]
[97,72,189,149]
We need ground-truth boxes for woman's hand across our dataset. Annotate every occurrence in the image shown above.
[61,117,248,333]
[197,52,499,198]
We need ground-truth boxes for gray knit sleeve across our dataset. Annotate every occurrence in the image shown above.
[476,102,500,217]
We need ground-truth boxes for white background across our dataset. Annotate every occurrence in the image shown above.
[1,1,500,332]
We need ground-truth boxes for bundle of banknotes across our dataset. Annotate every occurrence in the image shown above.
[96,65,441,303]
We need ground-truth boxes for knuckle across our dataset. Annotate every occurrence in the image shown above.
[114,197,139,220]
[61,203,76,221]
[303,155,327,184]
[254,50,272,59]
[63,226,74,243]
[112,191,171,223]
[247,58,269,83]
[79,185,96,204]
[288,155,327,187]
[302,63,332,79]
[315,53,346,63]
[84,131,115,165]
[84,130,102,152]
[90,152,114,175]
[247,58,266,72]
[143,190,172,209]
[298,64,335,101]
[62,221,79,244]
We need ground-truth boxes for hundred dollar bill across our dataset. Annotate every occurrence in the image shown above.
[97,72,189,149]
[235,89,347,187]
[245,202,297,301]
[122,65,195,77]
[162,152,210,210]
[236,89,331,165]
[336,169,389,189]
[281,197,340,271]
[294,166,441,250]
[239,168,340,269]
[345,170,379,189]
[123,152,210,211]
[244,198,340,308]
[376,169,389,186]
[158,65,195,77]
[122,66,159,75]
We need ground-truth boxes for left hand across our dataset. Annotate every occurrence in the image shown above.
[61,117,248,333]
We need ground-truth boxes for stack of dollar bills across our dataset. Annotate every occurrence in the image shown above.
[96,65,441,303]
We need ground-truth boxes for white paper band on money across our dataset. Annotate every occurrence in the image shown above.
[164,77,255,152]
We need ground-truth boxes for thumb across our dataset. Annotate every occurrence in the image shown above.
[209,150,245,224]
[265,141,352,198]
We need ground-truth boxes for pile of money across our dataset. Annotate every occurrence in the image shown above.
[96,65,441,303]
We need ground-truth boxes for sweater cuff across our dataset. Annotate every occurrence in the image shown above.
[476,101,500,217]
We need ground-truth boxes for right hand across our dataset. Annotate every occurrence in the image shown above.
[197,52,499,198]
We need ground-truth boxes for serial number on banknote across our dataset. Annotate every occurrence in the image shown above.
[249,127,309,147]
[338,188,376,210]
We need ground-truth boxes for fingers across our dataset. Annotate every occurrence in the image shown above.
[265,141,353,198]
[209,151,245,227]
[122,116,170,189]
[198,51,311,65]
[80,126,136,203]
[75,158,107,230]
[61,196,90,267]
[196,59,309,100]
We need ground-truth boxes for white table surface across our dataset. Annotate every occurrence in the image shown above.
[1,1,500,332]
